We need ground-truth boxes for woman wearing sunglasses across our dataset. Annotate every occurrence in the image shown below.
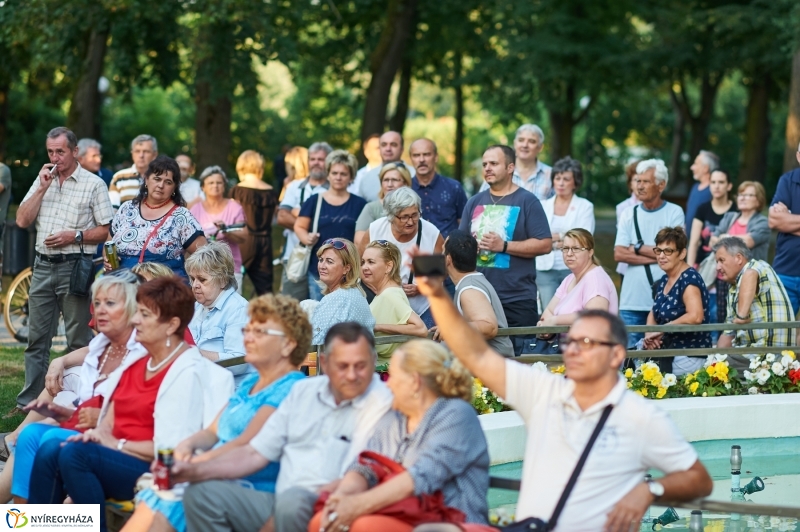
[361,240,428,363]
[294,150,367,301]
[642,226,711,375]
[310,239,375,346]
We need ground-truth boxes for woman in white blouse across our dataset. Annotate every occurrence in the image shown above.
[535,156,595,310]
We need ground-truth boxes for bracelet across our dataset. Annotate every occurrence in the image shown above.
[117,438,127,451]
[734,310,749,320]
[502,241,508,253]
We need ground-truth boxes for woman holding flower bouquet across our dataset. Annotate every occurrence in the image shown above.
[641,227,711,376]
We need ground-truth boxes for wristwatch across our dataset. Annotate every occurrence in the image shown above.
[75,230,83,243]
[634,242,644,255]
[646,479,665,500]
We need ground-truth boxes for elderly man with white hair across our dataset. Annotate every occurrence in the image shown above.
[614,159,684,347]
[480,124,553,200]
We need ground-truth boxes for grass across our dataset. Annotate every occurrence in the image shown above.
[0,348,64,433]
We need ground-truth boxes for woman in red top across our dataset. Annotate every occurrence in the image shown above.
[27,277,234,532]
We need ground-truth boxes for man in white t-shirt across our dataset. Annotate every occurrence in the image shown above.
[276,141,332,300]
[411,279,713,532]
[350,133,382,194]
[176,154,202,206]
[614,159,684,347]
[357,131,415,202]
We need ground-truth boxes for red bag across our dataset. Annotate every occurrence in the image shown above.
[314,451,466,527]
[60,395,104,431]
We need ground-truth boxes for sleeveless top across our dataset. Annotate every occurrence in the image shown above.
[455,273,515,357]
[368,217,440,316]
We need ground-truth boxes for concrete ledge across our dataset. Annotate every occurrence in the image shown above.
[479,394,800,465]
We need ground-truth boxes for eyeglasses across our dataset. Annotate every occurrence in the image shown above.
[106,268,146,284]
[561,247,589,255]
[653,247,677,256]
[323,239,347,250]
[395,213,420,224]
[241,326,286,338]
[737,193,757,199]
[371,240,391,248]
[559,334,618,353]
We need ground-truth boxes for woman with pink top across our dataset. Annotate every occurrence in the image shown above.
[537,228,618,327]
[190,166,249,292]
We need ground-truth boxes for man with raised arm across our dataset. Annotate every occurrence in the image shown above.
[413,266,713,532]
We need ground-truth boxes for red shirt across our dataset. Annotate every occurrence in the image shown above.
[111,356,174,442]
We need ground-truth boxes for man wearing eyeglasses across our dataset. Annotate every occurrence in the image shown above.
[413,269,713,532]
[768,141,800,320]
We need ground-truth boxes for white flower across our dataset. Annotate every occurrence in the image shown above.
[704,356,715,368]
[756,368,771,385]
[663,374,677,387]
[772,362,786,376]
[748,386,760,395]
[532,362,548,373]
[725,383,732,389]
[792,360,800,371]
[713,354,728,363]
[749,359,760,370]
[781,355,794,368]
[743,370,754,382]
[766,353,776,363]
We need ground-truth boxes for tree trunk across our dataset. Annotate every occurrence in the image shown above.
[547,107,574,160]
[454,82,464,182]
[668,90,686,185]
[389,56,412,134]
[0,82,7,160]
[740,75,771,183]
[66,27,109,140]
[360,0,418,143]
[195,80,232,176]
[785,49,800,172]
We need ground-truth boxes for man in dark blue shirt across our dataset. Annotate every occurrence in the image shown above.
[768,143,800,316]
[410,138,467,239]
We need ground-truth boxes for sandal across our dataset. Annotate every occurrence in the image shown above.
[0,433,10,462]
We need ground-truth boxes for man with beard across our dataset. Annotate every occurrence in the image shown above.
[277,141,333,300]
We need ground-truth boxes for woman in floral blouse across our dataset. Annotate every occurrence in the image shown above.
[106,156,206,278]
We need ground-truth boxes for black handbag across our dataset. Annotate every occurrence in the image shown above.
[69,242,95,297]
[499,405,614,531]
[522,336,561,355]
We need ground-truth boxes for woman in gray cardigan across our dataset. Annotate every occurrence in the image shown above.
[710,180,770,261]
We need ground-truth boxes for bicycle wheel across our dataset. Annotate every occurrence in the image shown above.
[4,267,32,342]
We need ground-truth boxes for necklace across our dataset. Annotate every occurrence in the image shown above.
[147,341,184,373]
[144,197,173,209]
[95,343,129,385]
[489,188,513,206]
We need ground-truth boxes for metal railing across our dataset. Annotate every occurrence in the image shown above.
[215,321,800,368]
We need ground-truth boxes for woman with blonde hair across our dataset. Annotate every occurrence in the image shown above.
[310,238,374,345]
[309,339,490,532]
[538,228,618,327]
[295,150,367,301]
[361,240,428,362]
[280,146,310,200]
[231,150,279,295]
[354,162,413,250]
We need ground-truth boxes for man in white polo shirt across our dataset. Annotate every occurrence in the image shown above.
[177,323,392,532]
[415,270,713,532]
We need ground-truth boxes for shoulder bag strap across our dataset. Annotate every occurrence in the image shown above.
[311,193,323,235]
[299,178,310,204]
[632,206,655,288]
[547,404,614,530]
[139,204,180,263]
[406,223,424,285]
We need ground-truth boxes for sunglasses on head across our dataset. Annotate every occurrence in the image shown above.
[323,239,347,250]
[372,240,391,248]
[106,268,146,285]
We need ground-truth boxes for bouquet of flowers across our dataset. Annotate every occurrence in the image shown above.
[743,351,800,395]
[375,363,390,382]
[681,354,741,397]
[623,361,678,399]
[472,378,506,414]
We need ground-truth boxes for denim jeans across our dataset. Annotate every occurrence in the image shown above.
[28,440,149,532]
[308,272,324,302]
[619,309,649,348]
[778,274,800,317]
[11,423,78,500]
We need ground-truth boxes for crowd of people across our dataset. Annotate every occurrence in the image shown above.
[0,123,798,531]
